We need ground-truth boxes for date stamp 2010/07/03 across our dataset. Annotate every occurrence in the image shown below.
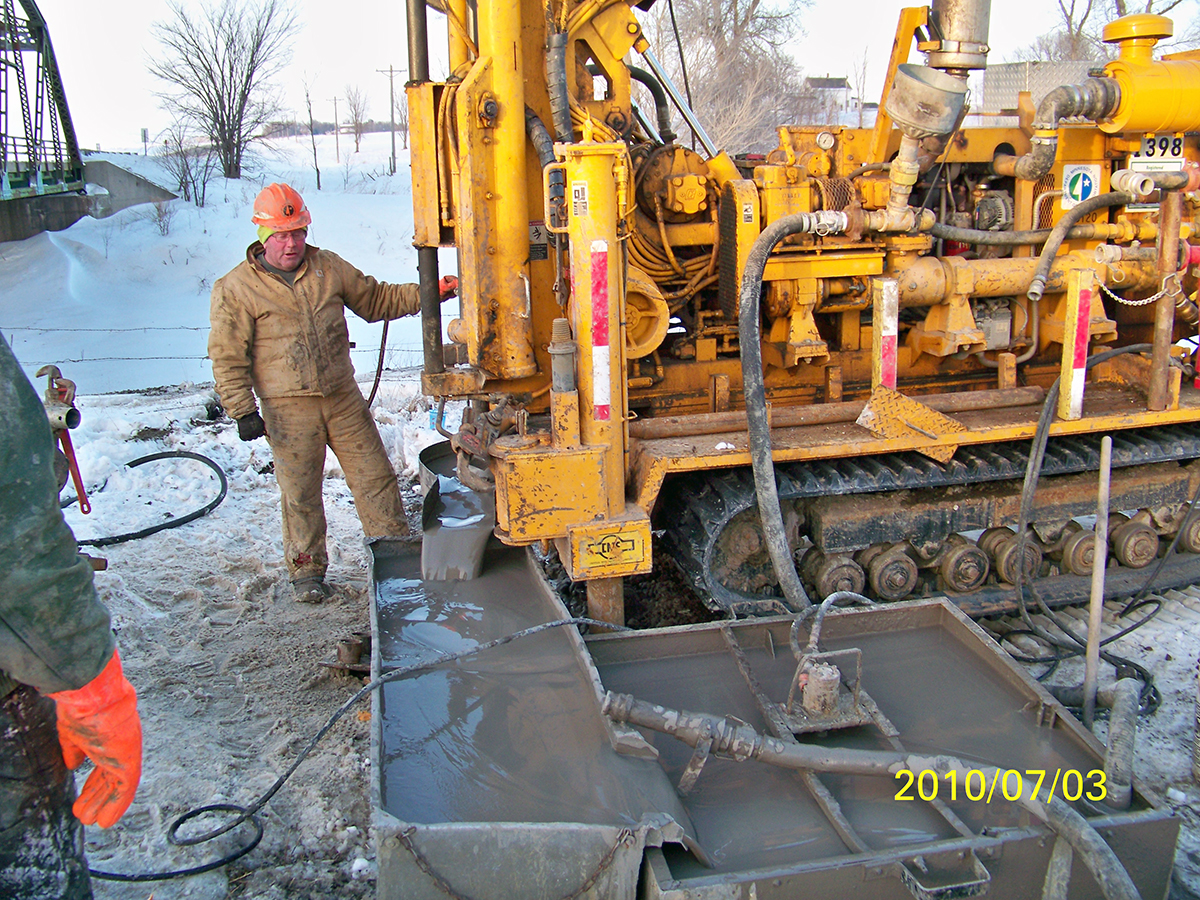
[894,768,1107,804]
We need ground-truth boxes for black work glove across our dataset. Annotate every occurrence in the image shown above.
[236,411,267,441]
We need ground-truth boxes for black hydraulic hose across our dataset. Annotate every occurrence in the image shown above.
[627,65,675,142]
[366,319,389,408]
[525,106,562,250]
[738,211,849,610]
[77,451,228,548]
[525,105,556,167]
[1008,344,1164,713]
[1027,192,1135,302]
[788,590,875,658]
[587,63,675,142]
[931,221,1101,247]
[546,31,573,144]
[90,616,626,883]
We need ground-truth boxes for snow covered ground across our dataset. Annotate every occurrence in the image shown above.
[2,134,458,898]
[4,132,1200,898]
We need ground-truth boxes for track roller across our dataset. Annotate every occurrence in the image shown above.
[980,527,1043,585]
[858,543,919,601]
[801,550,866,597]
[938,535,990,593]
[1053,522,1098,576]
[1109,513,1159,568]
[1177,510,1200,553]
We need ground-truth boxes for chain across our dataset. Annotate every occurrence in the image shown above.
[1098,272,1184,308]
[397,826,635,900]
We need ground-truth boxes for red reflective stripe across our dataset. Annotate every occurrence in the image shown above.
[591,247,609,349]
[1073,288,1091,369]
[592,243,610,420]
[881,334,897,389]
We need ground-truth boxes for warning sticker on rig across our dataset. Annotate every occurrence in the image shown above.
[572,181,589,218]
[581,531,644,567]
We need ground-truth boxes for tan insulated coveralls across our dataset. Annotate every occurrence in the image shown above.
[209,243,419,580]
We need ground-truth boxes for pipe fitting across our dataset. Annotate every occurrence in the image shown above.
[1110,169,1156,198]
[993,78,1120,181]
[547,317,577,393]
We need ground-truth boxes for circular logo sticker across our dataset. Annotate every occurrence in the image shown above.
[1061,165,1100,209]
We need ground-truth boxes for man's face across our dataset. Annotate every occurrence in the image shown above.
[263,228,308,272]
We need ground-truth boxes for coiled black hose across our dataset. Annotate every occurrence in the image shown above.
[77,451,228,548]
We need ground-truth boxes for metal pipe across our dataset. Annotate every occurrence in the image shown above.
[405,0,430,82]
[637,47,718,157]
[1083,435,1112,730]
[1150,189,1183,410]
[928,0,992,72]
[897,255,1158,308]
[628,385,1045,440]
[604,690,1143,900]
[418,248,444,374]
[406,0,444,375]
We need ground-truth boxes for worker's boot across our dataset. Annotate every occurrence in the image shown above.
[291,576,331,604]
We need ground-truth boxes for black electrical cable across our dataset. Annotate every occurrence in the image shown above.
[77,452,228,548]
[1008,343,1171,713]
[89,616,627,883]
[665,0,693,148]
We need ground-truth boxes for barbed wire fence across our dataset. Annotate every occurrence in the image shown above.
[2,324,426,368]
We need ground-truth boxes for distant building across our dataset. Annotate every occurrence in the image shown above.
[804,76,853,118]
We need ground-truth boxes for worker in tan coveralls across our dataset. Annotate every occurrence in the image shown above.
[209,183,457,603]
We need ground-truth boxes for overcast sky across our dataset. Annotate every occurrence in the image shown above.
[45,0,1070,152]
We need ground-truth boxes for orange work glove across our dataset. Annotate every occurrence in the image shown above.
[47,648,142,828]
[438,274,459,300]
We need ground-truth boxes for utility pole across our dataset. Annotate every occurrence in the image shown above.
[376,66,406,175]
[329,96,341,163]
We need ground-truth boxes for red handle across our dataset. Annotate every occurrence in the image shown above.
[58,430,90,515]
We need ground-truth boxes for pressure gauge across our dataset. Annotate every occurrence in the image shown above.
[815,131,836,150]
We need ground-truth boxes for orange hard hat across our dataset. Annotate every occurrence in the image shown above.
[251,183,312,231]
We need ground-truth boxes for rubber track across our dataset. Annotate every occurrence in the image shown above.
[662,424,1200,615]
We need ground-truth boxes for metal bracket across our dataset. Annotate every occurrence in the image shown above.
[677,726,713,795]
[898,849,992,900]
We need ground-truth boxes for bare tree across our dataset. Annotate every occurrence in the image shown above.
[851,51,869,127]
[158,118,220,206]
[149,0,298,179]
[1011,0,1200,61]
[638,0,812,152]
[303,79,322,190]
[394,93,409,150]
[345,84,369,153]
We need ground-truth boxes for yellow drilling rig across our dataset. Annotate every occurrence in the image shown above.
[404,0,1200,624]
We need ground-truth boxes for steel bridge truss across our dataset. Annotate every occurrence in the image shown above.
[0,0,81,201]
